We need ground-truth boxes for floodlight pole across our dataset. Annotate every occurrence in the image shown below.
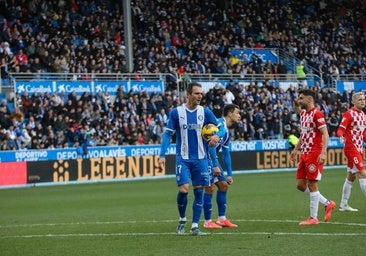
[122,0,134,72]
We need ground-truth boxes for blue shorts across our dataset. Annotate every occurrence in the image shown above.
[208,160,227,184]
[176,157,210,187]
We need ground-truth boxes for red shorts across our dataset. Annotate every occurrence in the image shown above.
[344,150,364,173]
[296,152,323,180]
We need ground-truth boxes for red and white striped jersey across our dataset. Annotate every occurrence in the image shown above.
[337,107,366,153]
[299,107,327,154]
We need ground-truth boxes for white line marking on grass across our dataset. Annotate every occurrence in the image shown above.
[237,219,366,227]
[1,219,366,228]
[2,231,366,239]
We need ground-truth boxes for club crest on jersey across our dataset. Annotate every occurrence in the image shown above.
[308,164,316,173]
[198,115,204,121]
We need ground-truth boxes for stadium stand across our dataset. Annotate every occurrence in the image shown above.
[0,0,365,150]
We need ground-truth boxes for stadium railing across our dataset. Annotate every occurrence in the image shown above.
[5,72,321,96]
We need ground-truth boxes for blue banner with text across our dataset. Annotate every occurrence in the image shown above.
[15,80,164,96]
[0,138,344,163]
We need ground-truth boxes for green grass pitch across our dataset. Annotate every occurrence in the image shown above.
[0,168,365,256]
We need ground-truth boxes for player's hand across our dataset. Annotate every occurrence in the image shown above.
[158,157,166,169]
[339,136,344,144]
[213,166,220,176]
[227,176,233,185]
[290,149,298,162]
[318,151,326,164]
[209,134,219,147]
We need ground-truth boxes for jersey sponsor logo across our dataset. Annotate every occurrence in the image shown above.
[301,127,313,133]
[183,123,201,130]
[354,125,366,131]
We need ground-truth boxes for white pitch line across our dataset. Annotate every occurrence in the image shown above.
[239,219,366,227]
[2,231,366,239]
[1,219,366,228]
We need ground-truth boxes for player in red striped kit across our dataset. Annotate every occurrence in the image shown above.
[290,89,335,225]
[337,92,366,212]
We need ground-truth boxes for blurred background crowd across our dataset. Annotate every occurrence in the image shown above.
[0,0,365,150]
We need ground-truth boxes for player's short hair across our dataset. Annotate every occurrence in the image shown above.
[299,89,315,100]
[352,92,365,101]
[223,104,240,117]
[187,82,202,95]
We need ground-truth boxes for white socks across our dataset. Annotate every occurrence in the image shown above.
[341,178,353,206]
[359,178,366,195]
[309,191,320,219]
[304,187,328,206]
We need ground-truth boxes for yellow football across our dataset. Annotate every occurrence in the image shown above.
[201,123,219,141]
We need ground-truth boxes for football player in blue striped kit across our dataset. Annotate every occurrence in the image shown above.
[159,82,223,236]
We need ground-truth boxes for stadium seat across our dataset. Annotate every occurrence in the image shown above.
[7,102,15,113]
[0,93,6,101]
[1,78,10,85]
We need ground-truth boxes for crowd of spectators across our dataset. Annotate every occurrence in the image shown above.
[0,79,356,151]
[0,0,365,151]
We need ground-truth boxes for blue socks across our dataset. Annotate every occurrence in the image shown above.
[177,191,188,219]
[217,190,227,217]
[192,187,204,224]
[203,193,213,220]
